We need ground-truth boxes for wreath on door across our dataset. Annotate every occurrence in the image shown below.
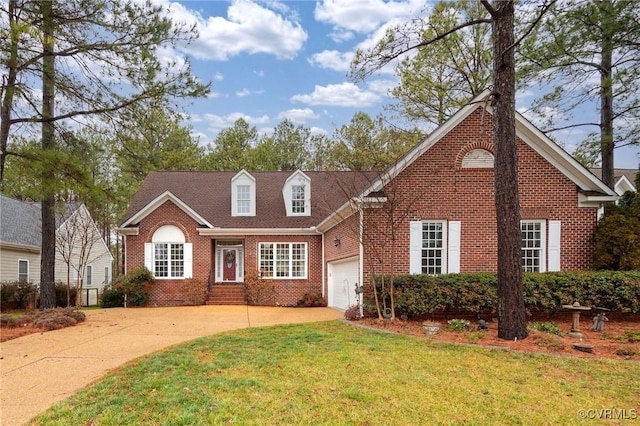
[225,251,235,268]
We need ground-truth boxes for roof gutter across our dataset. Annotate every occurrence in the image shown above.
[196,227,322,236]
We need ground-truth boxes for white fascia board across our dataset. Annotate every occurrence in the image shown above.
[0,241,41,253]
[578,193,618,207]
[615,175,636,195]
[197,227,321,236]
[121,191,213,228]
[361,196,387,208]
[514,113,617,197]
[316,198,360,233]
[116,227,139,236]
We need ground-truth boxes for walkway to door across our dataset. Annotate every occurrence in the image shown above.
[0,305,343,426]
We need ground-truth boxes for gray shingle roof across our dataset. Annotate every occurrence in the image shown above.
[0,195,82,248]
[0,195,42,247]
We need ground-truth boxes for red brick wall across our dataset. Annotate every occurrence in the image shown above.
[324,214,361,296]
[244,234,323,306]
[124,200,211,306]
[361,109,600,285]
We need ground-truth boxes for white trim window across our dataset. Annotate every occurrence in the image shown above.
[231,170,256,216]
[283,171,311,217]
[237,185,251,214]
[292,184,306,214]
[86,265,93,286]
[409,221,461,274]
[154,243,184,278]
[520,220,562,273]
[145,225,193,279]
[421,221,446,274]
[18,259,28,282]
[259,242,307,279]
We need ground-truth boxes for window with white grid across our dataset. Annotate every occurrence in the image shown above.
[259,242,307,279]
[18,260,28,282]
[292,185,305,213]
[237,185,250,214]
[521,221,542,272]
[154,243,184,278]
[259,243,274,277]
[421,222,444,275]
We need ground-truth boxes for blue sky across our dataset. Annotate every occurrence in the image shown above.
[163,0,639,170]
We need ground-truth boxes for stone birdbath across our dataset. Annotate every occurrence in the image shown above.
[562,301,592,338]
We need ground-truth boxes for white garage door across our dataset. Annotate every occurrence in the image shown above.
[328,257,359,311]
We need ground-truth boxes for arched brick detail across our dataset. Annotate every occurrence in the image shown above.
[144,221,191,243]
[455,142,495,170]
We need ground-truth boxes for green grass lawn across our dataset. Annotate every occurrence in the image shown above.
[30,321,639,425]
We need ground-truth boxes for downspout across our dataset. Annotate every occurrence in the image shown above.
[359,206,364,316]
[321,230,326,299]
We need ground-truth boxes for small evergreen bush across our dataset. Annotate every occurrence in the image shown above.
[296,293,326,307]
[101,286,125,308]
[528,321,562,336]
[0,281,38,310]
[110,267,154,307]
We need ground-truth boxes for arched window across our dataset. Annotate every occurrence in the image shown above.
[144,225,192,278]
[461,149,494,168]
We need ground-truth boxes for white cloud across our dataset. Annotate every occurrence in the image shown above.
[367,79,397,96]
[291,82,382,107]
[236,89,264,97]
[165,0,308,61]
[203,112,271,134]
[314,0,428,33]
[277,108,320,124]
[328,30,354,43]
[308,50,354,72]
[213,72,224,81]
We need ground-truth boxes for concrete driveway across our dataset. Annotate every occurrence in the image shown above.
[0,306,343,426]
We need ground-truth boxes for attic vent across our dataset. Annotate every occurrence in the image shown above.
[461,149,494,168]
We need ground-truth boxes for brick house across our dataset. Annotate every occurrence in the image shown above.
[117,92,617,309]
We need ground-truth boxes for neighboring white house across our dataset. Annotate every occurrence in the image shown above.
[0,195,113,305]
[590,168,638,196]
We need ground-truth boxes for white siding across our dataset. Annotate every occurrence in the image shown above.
[0,247,40,283]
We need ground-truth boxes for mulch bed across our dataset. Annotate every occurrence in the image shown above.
[354,312,640,361]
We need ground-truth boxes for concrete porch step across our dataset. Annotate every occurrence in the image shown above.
[206,284,247,305]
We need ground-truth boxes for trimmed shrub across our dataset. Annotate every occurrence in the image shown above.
[183,278,207,305]
[245,270,276,305]
[372,271,640,319]
[296,293,326,307]
[101,286,124,308]
[55,282,78,307]
[0,281,38,311]
[110,267,154,307]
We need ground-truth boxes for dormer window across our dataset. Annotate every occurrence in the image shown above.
[232,170,256,216]
[292,185,305,214]
[237,185,250,214]
[283,170,311,216]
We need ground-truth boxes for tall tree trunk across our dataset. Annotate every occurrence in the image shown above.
[39,0,56,310]
[490,0,528,340]
[599,0,615,190]
[0,0,19,186]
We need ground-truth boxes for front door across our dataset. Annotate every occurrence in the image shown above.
[223,248,237,281]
